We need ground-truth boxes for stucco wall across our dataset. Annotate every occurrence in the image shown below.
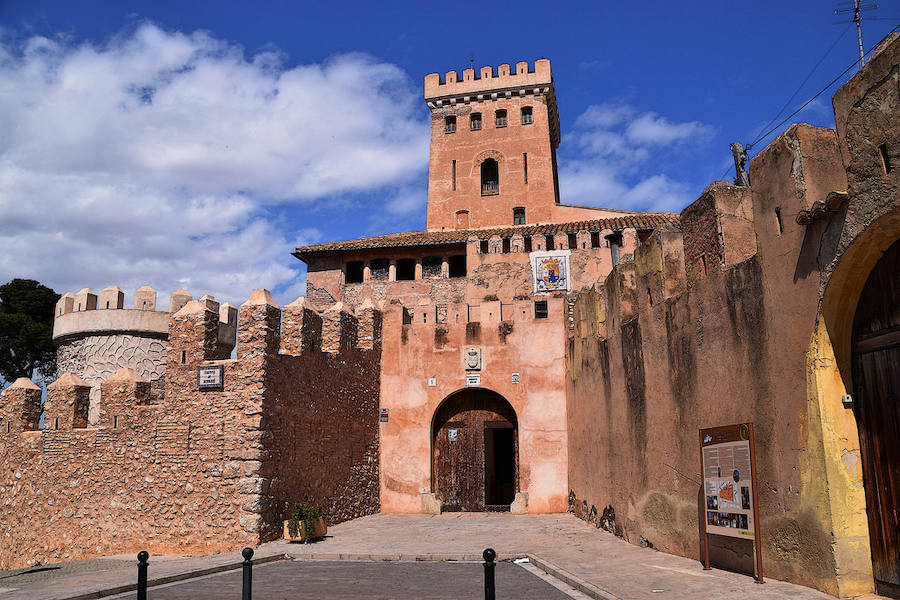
[379,297,569,514]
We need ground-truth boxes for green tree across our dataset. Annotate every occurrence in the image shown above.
[0,279,60,383]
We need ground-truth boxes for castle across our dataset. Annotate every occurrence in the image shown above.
[1,33,898,598]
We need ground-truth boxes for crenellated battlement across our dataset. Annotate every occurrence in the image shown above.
[424,59,552,103]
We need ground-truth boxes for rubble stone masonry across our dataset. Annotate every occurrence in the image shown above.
[0,291,381,570]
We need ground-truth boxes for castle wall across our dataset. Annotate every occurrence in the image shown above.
[0,292,382,570]
[379,297,569,514]
[566,58,899,596]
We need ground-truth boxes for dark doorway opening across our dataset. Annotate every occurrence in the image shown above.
[484,425,515,508]
[432,388,518,512]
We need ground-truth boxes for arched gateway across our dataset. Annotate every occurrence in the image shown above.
[851,236,900,597]
[431,388,518,511]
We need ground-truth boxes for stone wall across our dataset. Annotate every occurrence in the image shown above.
[0,291,381,570]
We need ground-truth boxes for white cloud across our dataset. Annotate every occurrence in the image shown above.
[0,24,428,307]
[559,102,715,212]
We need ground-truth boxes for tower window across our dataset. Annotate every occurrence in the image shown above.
[545,235,555,250]
[445,116,456,134]
[523,152,528,184]
[480,240,490,254]
[396,258,416,281]
[774,207,784,235]
[521,106,533,125]
[590,232,600,248]
[481,158,499,195]
[534,300,548,319]
[470,113,482,131]
[513,207,526,225]
[523,235,532,252]
[345,261,364,284]
[495,110,507,128]
[606,233,623,266]
[452,160,457,191]
[568,233,577,249]
[448,254,467,277]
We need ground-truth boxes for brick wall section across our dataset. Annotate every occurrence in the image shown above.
[0,291,382,570]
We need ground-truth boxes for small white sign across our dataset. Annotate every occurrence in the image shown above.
[197,365,223,390]
[448,429,458,442]
[427,377,437,387]
[511,373,520,384]
[465,373,481,387]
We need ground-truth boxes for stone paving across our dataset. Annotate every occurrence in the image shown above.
[0,513,867,599]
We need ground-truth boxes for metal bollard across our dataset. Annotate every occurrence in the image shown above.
[483,548,496,600]
[136,551,149,600]
[242,547,254,600]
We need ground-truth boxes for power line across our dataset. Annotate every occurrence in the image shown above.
[748,22,853,150]
[717,20,899,182]
[749,21,898,148]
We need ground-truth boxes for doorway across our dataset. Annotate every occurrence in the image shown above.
[852,236,900,598]
[432,388,518,511]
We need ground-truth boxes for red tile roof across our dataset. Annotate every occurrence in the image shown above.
[293,213,679,260]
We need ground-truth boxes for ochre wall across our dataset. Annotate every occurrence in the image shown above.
[567,108,897,597]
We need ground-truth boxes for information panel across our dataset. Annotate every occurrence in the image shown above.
[699,422,763,582]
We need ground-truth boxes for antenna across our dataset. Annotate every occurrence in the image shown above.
[470,55,475,70]
[835,0,879,69]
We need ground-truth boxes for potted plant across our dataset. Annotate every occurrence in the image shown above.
[283,502,327,543]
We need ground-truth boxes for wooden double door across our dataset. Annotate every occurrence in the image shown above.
[432,389,518,512]
[852,237,900,598]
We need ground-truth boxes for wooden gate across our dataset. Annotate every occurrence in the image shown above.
[852,237,900,598]
[432,389,518,511]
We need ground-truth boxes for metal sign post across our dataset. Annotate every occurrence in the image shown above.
[699,422,763,583]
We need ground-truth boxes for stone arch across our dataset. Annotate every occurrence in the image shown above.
[431,387,518,511]
[807,208,900,597]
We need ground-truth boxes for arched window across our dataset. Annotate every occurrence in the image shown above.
[481,159,499,195]
[495,110,507,128]
[470,113,482,131]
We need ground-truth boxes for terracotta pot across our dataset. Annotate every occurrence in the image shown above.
[283,517,327,542]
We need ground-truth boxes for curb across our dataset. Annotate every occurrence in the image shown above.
[527,554,622,600]
[59,553,288,600]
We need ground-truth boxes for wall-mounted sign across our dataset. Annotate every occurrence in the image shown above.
[464,347,482,371]
[379,408,389,422]
[427,377,437,387]
[197,365,223,390]
[448,429,458,443]
[531,250,571,293]
[465,373,481,387]
[700,422,763,582]
[511,373,520,384]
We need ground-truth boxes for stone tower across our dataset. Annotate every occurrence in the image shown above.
[424,60,561,231]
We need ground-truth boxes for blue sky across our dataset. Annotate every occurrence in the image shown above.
[0,0,896,307]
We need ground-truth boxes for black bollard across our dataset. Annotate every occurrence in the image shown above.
[483,548,496,600]
[136,551,149,600]
[242,547,254,600]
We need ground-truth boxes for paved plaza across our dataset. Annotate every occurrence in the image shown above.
[0,513,869,599]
